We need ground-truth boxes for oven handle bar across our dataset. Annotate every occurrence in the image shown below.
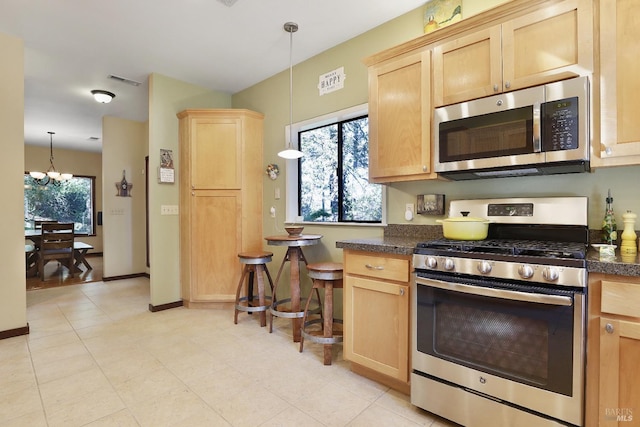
[417,278,573,307]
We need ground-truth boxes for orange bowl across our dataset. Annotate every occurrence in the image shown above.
[285,226,304,236]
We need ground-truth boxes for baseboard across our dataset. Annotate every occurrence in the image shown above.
[102,272,148,281]
[0,324,29,340]
[350,362,410,395]
[148,300,183,312]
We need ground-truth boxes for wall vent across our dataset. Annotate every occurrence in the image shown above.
[108,74,141,86]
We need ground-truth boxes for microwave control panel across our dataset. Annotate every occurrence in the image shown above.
[542,96,579,151]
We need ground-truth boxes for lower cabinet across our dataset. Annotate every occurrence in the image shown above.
[343,250,411,392]
[586,274,640,426]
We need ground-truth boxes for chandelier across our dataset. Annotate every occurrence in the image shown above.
[29,132,73,186]
[278,22,304,160]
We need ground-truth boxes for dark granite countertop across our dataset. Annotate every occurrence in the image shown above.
[335,225,640,277]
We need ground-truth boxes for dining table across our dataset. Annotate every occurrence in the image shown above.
[25,229,93,275]
[265,233,322,342]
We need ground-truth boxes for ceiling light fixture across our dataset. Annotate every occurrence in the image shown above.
[29,132,73,186]
[91,89,115,103]
[278,22,304,160]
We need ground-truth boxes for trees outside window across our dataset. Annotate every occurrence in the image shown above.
[24,175,96,235]
[299,116,382,223]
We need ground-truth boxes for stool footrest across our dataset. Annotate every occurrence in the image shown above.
[235,295,272,313]
[270,297,321,319]
[301,318,344,344]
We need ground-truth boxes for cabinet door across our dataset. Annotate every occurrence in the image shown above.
[433,25,502,106]
[191,117,242,190]
[502,0,591,92]
[368,50,434,182]
[597,0,640,164]
[190,190,242,301]
[344,275,409,382]
[599,317,640,426]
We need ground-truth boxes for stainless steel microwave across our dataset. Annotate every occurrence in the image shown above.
[434,76,589,180]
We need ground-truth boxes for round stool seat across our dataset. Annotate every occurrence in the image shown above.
[238,251,273,264]
[306,262,343,282]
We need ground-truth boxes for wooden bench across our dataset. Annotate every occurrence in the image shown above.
[73,241,94,270]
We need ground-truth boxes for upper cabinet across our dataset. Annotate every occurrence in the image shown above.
[367,49,436,183]
[433,0,592,107]
[593,0,640,166]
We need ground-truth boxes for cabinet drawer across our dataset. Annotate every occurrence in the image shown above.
[601,280,640,318]
[344,251,409,282]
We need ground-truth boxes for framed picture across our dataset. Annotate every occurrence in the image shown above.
[417,194,445,215]
[159,149,175,184]
[424,0,462,34]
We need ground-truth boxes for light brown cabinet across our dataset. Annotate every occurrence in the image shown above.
[366,49,436,183]
[586,274,640,426]
[593,0,640,166]
[177,109,264,306]
[343,250,411,393]
[433,0,592,107]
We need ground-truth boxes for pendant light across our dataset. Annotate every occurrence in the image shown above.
[278,22,304,159]
[29,132,73,186]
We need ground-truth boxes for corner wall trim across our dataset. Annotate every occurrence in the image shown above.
[0,324,29,340]
[149,300,183,312]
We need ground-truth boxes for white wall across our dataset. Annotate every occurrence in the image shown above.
[147,73,232,307]
[102,116,147,277]
[0,31,27,334]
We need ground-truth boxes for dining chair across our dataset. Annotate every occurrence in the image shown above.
[34,219,58,228]
[37,222,75,281]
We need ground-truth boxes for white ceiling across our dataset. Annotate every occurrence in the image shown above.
[1,0,426,153]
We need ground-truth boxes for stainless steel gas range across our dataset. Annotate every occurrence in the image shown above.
[411,197,588,427]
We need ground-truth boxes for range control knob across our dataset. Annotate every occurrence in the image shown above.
[443,258,455,271]
[542,267,560,282]
[426,257,437,269]
[518,264,534,279]
[477,261,492,274]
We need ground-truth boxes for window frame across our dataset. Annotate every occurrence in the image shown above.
[23,173,97,236]
[284,103,387,226]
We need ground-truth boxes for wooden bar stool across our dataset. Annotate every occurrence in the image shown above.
[234,251,275,327]
[300,262,343,365]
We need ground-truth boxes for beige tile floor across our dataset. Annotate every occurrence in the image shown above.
[1,278,458,427]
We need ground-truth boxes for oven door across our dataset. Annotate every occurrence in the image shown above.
[412,273,585,426]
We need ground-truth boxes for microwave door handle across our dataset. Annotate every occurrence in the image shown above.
[419,278,573,307]
[533,102,542,152]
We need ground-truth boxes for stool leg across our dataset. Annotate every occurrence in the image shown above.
[255,265,267,327]
[299,282,317,353]
[234,266,250,324]
[269,256,288,333]
[323,281,334,365]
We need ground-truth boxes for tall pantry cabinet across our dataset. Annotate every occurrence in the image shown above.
[177,109,264,307]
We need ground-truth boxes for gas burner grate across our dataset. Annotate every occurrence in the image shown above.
[416,239,587,260]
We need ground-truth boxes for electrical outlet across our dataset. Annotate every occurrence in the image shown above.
[270,206,276,218]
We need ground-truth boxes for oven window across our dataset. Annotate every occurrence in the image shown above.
[416,284,574,396]
[438,106,533,162]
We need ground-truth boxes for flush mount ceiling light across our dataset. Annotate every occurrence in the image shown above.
[29,132,73,186]
[91,89,115,103]
[278,22,304,160]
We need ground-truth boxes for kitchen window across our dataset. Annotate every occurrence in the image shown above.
[24,174,96,235]
[284,104,384,224]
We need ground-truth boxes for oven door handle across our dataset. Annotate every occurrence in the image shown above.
[419,278,573,307]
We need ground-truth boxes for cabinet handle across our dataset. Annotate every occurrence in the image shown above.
[365,264,384,270]
[400,288,405,296]
[505,81,511,89]
[422,165,427,172]
[493,84,499,92]
[605,323,614,334]
[191,192,195,196]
